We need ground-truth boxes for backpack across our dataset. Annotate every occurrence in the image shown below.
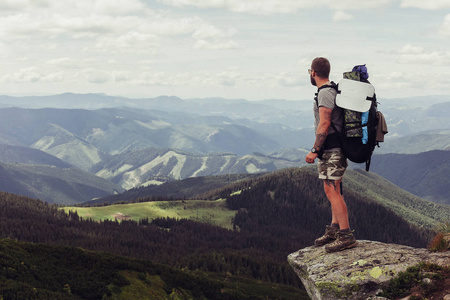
[333,65,387,171]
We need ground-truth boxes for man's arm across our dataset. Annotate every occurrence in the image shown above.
[314,106,332,150]
[306,106,332,164]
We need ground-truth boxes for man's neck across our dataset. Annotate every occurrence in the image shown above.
[316,78,331,88]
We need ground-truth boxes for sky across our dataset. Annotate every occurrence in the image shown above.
[0,0,449,101]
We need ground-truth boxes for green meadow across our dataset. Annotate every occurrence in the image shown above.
[62,199,237,229]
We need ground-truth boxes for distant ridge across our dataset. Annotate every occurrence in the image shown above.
[0,161,123,204]
[367,150,450,205]
[0,144,72,168]
[85,172,262,205]
[378,130,450,154]
[91,148,304,189]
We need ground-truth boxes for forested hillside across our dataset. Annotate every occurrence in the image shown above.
[86,173,262,205]
[91,166,449,232]
[0,166,447,299]
[195,167,441,246]
[0,192,304,290]
[0,239,306,299]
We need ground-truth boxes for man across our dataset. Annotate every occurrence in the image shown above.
[305,57,357,253]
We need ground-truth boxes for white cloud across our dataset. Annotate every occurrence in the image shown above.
[397,44,450,65]
[216,71,238,86]
[82,69,110,84]
[48,0,145,17]
[327,0,392,11]
[193,39,239,49]
[377,69,450,96]
[0,0,448,100]
[332,11,354,22]
[94,31,161,53]
[192,24,240,49]
[0,0,49,12]
[439,14,450,37]
[2,67,42,83]
[0,1,237,50]
[46,57,94,69]
[158,0,393,14]
[192,24,237,40]
[113,71,131,82]
[399,44,424,54]
[400,0,450,10]
[43,72,65,83]
[133,68,306,92]
[157,0,316,14]
[277,72,301,87]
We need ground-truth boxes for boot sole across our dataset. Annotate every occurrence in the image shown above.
[325,241,358,253]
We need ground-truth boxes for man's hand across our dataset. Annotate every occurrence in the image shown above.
[305,151,318,164]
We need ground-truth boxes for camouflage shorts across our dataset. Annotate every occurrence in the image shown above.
[318,148,347,180]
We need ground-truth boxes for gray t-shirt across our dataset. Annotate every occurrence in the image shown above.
[313,86,342,134]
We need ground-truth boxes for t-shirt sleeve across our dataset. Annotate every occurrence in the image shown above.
[317,88,336,110]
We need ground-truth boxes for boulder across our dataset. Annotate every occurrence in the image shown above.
[287,240,450,300]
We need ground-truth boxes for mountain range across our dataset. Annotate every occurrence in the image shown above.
[91,147,306,189]
[1,93,449,133]
[0,90,449,298]
[0,93,449,205]
[0,106,306,166]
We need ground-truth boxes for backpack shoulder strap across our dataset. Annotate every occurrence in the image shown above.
[314,81,338,106]
[314,82,341,134]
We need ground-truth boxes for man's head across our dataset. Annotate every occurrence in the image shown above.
[310,57,330,86]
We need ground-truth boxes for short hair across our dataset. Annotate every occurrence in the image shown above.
[311,57,330,79]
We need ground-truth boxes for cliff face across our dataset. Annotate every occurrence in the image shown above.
[287,240,450,300]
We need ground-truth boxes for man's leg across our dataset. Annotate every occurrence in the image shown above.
[322,179,357,252]
[315,148,356,250]
[314,180,345,247]
[323,179,349,230]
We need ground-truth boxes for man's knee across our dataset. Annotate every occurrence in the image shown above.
[323,179,342,197]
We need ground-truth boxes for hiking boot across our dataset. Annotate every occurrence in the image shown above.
[314,225,338,247]
[325,230,357,253]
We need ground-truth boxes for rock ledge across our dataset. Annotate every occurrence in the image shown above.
[287,240,450,300]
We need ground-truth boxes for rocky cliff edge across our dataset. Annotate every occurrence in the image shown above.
[287,240,450,300]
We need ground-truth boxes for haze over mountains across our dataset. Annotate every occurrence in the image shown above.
[0,93,449,204]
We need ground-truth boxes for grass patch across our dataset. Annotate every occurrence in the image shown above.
[379,262,450,299]
[110,271,167,300]
[62,199,237,229]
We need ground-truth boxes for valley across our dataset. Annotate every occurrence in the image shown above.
[65,167,450,232]
[64,198,237,229]
[1,165,448,298]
